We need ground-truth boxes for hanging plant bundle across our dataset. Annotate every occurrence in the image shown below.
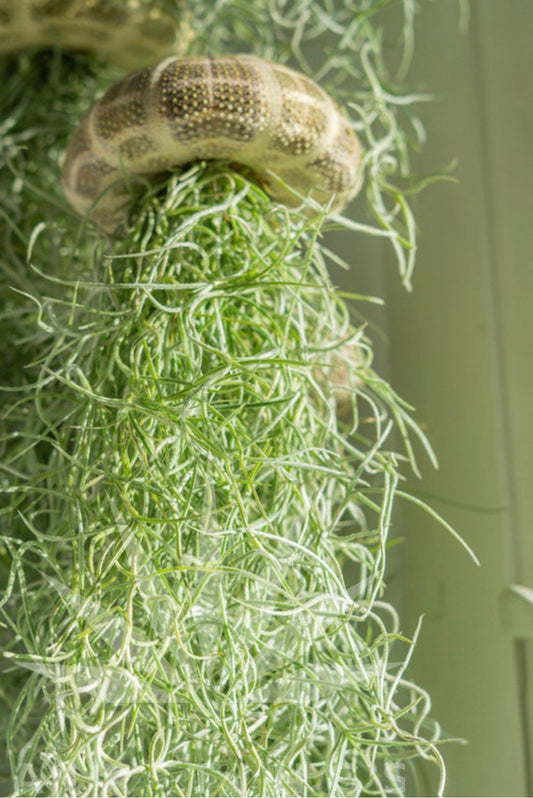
[0,1,475,795]
[3,162,445,796]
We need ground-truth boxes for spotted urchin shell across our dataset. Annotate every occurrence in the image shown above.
[62,54,364,230]
[0,0,192,70]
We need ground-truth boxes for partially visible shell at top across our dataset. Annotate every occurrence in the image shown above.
[0,0,192,69]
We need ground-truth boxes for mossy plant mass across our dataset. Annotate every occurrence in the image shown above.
[0,1,471,796]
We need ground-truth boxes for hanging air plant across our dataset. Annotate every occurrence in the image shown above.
[0,1,476,795]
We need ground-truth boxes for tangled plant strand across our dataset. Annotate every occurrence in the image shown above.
[0,1,461,794]
[1,167,450,796]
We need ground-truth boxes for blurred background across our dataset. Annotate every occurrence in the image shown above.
[333,1,532,794]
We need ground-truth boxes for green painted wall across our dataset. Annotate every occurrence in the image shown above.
[378,2,532,795]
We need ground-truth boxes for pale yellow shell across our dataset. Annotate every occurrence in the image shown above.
[0,0,191,69]
[62,54,364,230]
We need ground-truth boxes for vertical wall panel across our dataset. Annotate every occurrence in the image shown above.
[381,2,531,794]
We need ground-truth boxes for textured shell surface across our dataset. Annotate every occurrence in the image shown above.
[0,0,191,69]
[62,54,364,230]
